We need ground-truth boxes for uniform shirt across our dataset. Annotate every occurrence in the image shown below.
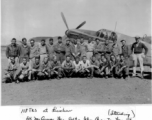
[46,44,54,55]
[86,42,95,52]
[111,43,120,56]
[131,42,148,54]
[65,44,72,56]
[73,61,82,70]
[101,43,111,53]
[7,62,18,72]
[20,62,30,72]
[39,44,48,55]
[71,44,81,55]
[19,44,30,58]
[50,61,61,69]
[99,60,109,68]
[90,60,99,66]
[94,42,102,53]
[62,60,74,68]
[6,44,20,58]
[80,60,91,69]
[32,62,41,70]
[109,60,117,67]
[118,59,127,68]
[29,44,39,59]
[80,43,88,56]
[40,61,50,71]
[54,43,66,54]
[121,45,129,58]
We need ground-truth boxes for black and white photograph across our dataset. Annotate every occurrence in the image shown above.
[1,0,151,105]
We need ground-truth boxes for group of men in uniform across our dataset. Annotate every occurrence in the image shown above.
[3,33,148,83]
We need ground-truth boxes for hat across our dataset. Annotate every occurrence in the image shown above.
[120,39,126,42]
[134,36,140,39]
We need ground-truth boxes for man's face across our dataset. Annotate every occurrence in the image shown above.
[83,56,87,62]
[75,58,79,63]
[23,59,27,64]
[116,55,120,61]
[66,40,70,45]
[113,40,117,44]
[111,56,115,61]
[11,39,16,46]
[53,57,57,63]
[30,41,35,46]
[92,56,96,62]
[105,40,108,44]
[10,58,15,64]
[120,55,124,60]
[122,41,126,46]
[135,38,140,43]
[35,58,40,64]
[66,57,70,62]
[58,38,62,44]
[96,39,100,44]
[44,57,48,63]
[41,40,45,46]
[74,39,77,44]
[88,39,91,43]
[22,39,27,45]
[49,40,53,45]
[80,38,84,44]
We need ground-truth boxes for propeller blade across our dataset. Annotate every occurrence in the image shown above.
[61,12,69,30]
[76,21,86,29]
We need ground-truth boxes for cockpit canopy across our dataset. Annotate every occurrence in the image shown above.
[96,29,117,41]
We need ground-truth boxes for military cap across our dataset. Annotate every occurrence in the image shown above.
[134,36,140,39]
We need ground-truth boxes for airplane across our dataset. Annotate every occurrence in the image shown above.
[29,12,151,68]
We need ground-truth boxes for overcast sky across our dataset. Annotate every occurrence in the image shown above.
[1,0,151,45]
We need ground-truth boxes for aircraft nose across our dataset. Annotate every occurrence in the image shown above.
[65,30,69,36]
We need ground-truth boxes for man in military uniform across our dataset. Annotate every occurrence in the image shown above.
[71,39,81,60]
[120,40,130,58]
[101,39,112,61]
[86,38,95,60]
[111,39,121,57]
[80,37,88,60]
[19,38,30,63]
[46,38,55,62]
[50,56,63,79]
[6,38,20,64]
[62,55,75,78]
[65,39,72,60]
[93,38,102,61]
[54,36,66,63]
[3,57,19,83]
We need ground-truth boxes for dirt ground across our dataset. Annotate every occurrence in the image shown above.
[1,50,152,105]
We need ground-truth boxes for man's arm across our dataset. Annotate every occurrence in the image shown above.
[142,43,148,55]
[131,43,135,54]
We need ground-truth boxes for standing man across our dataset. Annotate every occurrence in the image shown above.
[46,38,55,62]
[29,39,40,67]
[6,38,20,64]
[19,38,30,63]
[86,38,94,60]
[39,39,48,65]
[65,39,72,59]
[54,36,66,63]
[93,38,102,60]
[80,37,88,60]
[101,39,112,61]
[120,40,130,58]
[131,36,148,78]
[71,39,81,60]
[111,39,121,57]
